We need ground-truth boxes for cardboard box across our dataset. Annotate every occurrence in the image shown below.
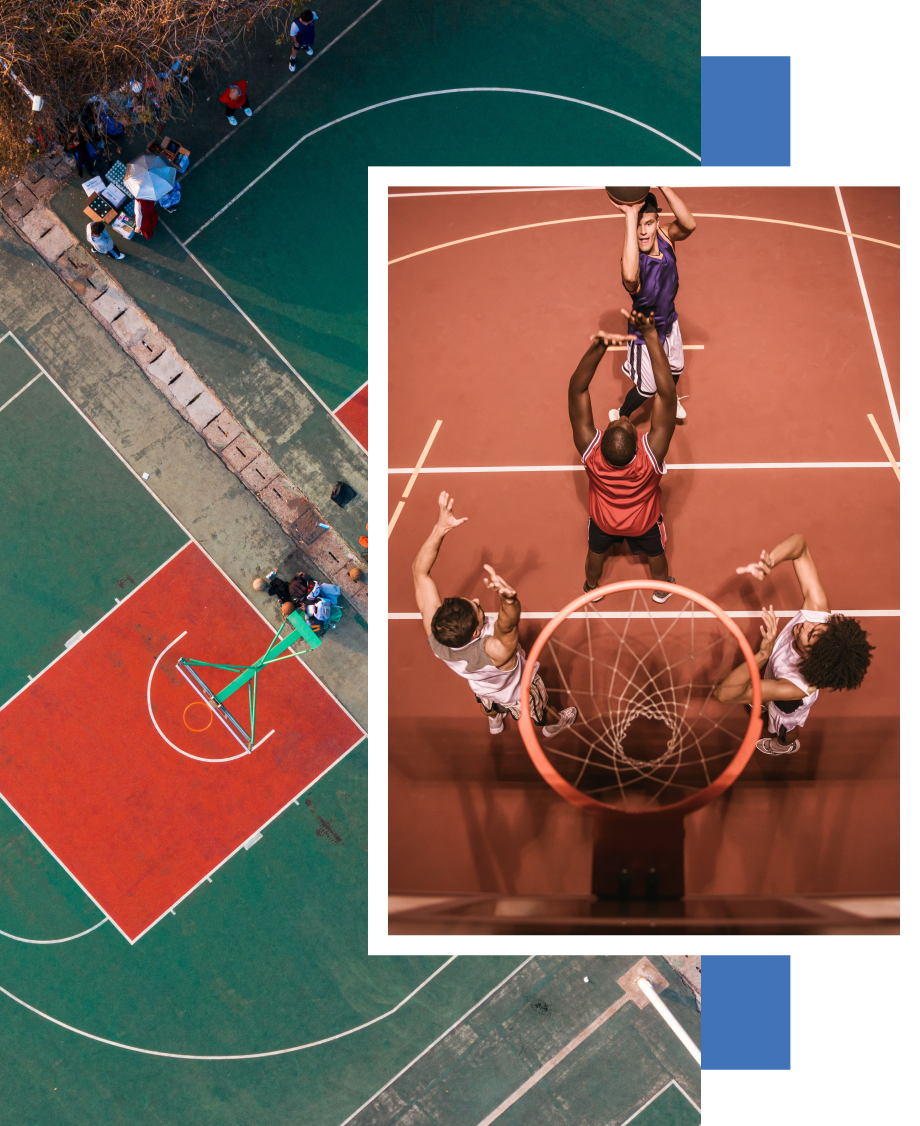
[101,182,128,208]
[83,192,117,224]
[156,136,190,166]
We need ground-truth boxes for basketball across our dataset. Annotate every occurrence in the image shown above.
[605,186,651,206]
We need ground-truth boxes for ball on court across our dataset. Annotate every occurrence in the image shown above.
[605,186,651,206]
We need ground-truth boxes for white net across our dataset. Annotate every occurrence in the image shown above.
[529,588,754,811]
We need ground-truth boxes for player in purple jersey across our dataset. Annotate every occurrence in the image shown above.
[607,186,697,421]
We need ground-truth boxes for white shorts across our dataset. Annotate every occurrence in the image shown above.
[622,318,684,396]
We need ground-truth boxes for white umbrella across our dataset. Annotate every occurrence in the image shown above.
[123,153,176,200]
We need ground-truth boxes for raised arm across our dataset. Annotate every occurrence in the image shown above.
[736,533,830,613]
[616,201,643,292]
[411,492,468,635]
[657,186,696,243]
[568,334,615,455]
[480,565,520,670]
[627,308,677,466]
[715,607,809,705]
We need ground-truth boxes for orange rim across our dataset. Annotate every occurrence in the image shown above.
[518,580,763,815]
[183,701,214,733]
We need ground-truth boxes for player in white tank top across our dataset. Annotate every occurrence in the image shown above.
[715,532,874,756]
[412,491,578,737]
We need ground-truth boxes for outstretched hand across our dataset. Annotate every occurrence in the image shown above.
[589,331,638,347]
[757,605,779,658]
[436,491,467,534]
[621,306,656,334]
[736,549,777,582]
[483,564,517,601]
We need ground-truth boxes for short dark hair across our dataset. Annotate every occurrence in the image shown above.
[799,615,875,691]
[638,191,661,219]
[431,597,479,647]
[600,424,637,466]
[301,10,314,19]
[90,221,104,235]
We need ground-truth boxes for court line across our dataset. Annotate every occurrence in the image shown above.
[835,187,900,442]
[337,956,536,1126]
[159,221,365,451]
[388,419,442,537]
[146,633,253,763]
[184,90,699,246]
[0,953,457,1058]
[127,732,367,945]
[387,462,895,473]
[390,187,599,198]
[388,211,899,265]
[621,1079,701,1126]
[475,987,634,1126]
[390,610,899,620]
[867,413,900,481]
[0,370,42,415]
[334,378,368,413]
[181,0,388,180]
[0,918,108,945]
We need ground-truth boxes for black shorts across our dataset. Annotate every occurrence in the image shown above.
[587,515,666,557]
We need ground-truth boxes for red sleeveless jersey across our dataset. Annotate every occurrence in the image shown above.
[582,430,665,536]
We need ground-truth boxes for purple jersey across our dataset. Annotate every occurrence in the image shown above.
[628,228,679,343]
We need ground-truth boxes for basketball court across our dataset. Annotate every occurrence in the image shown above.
[387,186,899,920]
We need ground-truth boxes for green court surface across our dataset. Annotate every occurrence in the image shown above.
[48,0,699,546]
[0,333,189,706]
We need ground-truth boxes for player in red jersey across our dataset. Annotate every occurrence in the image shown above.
[568,308,678,603]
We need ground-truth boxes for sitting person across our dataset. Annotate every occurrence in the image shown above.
[289,573,342,633]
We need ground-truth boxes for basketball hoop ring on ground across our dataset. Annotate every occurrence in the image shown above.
[519,580,762,816]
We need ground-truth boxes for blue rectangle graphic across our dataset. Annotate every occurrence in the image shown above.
[702,955,791,1069]
[702,56,791,166]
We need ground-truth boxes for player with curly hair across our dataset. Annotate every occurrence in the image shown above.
[714,533,875,755]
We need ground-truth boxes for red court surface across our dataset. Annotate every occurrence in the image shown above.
[336,382,368,451]
[387,186,899,903]
[0,542,364,941]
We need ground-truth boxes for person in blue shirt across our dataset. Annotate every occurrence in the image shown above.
[289,11,318,72]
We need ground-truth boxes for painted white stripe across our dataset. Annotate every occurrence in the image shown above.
[388,461,895,473]
[389,187,600,197]
[184,90,699,245]
[334,378,368,412]
[475,990,634,1125]
[834,187,899,442]
[637,978,701,1065]
[620,1079,701,1126]
[1,918,108,945]
[390,610,899,620]
[0,954,459,1059]
[337,956,536,1126]
[0,371,42,414]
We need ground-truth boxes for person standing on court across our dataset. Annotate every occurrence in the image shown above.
[289,10,319,71]
[568,308,678,603]
[411,492,578,738]
[86,220,125,260]
[219,81,253,126]
[609,186,697,420]
[715,533,874,755]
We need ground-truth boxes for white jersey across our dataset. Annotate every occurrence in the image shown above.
[764,609,830,733]
[428,613,532,707]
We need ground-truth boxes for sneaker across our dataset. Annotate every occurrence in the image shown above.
[652,577,676,603]
[608,407,620,421]
[244,107,253,117]
[288,60,296,71]
[228,116,238,126]
[676,396,688,420]
[542,707,578,738]
[307,46,314,55]
[113,251,125,259]
[90,248,98,255]
[756,736,800,756]
[487,714,505,735]
[583,580,603,603]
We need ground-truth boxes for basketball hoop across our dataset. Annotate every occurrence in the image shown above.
[183,701,213,733]
[519,581,762,816]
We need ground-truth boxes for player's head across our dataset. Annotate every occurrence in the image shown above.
[796,615,875,691]
[228,85,241,98]
[600,418,638,466]
[637,192,661,252]
[301,9,315,20]
[90,221,105,236]
[431,597,483,647]
[252,577,267,591]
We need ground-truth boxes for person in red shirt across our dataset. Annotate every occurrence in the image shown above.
[568,308,678,603]
[219,81,253,127]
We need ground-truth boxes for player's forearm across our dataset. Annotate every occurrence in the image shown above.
[715,649,769,703]
[496,595,522,634]
[768,533,807,566]
[569,339,608,394]
[411,525,448,579]
[658,186,696,233]
[621,215,640,288]
[644,326,676,403]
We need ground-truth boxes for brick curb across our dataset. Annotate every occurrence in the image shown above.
[1,151,368,617]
